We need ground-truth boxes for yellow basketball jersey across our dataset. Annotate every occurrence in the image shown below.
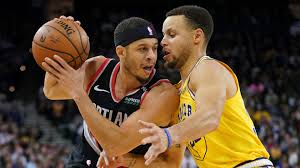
[174,57,269,167]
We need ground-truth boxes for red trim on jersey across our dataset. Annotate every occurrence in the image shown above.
[150,79,170,89]
[86,58,110,93]
[110,62,121,102]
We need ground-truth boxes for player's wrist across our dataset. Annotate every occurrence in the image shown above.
[163,128,172,149]
[167,127,178,146]
[72,89,86,101]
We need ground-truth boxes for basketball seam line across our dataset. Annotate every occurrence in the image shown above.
[70,22,84,65]
[44,24,81,58]
[71,22,89,55]
[32,41,76,64]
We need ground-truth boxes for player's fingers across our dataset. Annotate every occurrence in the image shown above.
[75,21,81,26]
[145,154,157,166]
[41,62,60,79]
[53,55,73,71]
[59,15,67,19]
[103,155,109,166]
[100,151,109,166]
[139,127,155,135]
[97,154,105,168]
[96,154,102,167]
[66,16,74,21]
[44,57,66,73]
[141,135,159,145]
[144,147,158,166]
[138,120,156,128]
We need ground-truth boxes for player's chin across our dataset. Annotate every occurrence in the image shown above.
[164,60,177,69]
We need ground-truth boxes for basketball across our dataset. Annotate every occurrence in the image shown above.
[32,18,90,70]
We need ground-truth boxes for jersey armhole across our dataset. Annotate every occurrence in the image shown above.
[85,58,110,93]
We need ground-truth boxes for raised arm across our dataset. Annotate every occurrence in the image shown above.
[43,56,105,100]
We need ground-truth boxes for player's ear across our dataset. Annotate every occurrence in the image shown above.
[193,28,204,45]
[115,45,126,59]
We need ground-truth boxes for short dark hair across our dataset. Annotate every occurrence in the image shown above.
[166,5,214,45]
[114,17,157,47]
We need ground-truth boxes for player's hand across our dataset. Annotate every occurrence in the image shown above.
[41,55,87,99]
[59,15,81,26]
[96,150,124,168]
[138,120,169,166]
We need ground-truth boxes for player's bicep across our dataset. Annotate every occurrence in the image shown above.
[119,84,179,143]
[192,61,227,119]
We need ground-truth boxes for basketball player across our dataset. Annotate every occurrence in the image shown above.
[42,17,185,167]
[138,5,274,168]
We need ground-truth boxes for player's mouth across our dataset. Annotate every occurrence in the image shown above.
[163,49,172,61]
[143,65,154,74]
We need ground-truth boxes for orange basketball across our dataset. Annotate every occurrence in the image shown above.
[32,18,90,70]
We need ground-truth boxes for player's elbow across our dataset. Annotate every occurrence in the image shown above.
[208,119,219,132]
[207,114,220,132]
[43,86,62,100]
[43,86,54,100]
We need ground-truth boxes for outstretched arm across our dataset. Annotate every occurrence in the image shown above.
[97,143,185,168]
[139,60,230,165]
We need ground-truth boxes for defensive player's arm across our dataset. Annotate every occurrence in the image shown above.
[168,60,229,145]
[73,82,179,156]
[122,143,185,168]
[43,56,105,100]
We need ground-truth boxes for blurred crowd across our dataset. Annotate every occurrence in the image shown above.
[0,0,300,167]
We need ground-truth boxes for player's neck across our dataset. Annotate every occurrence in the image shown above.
[180,50,206,83]
[114,68,141,99]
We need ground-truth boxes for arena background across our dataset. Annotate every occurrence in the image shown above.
[0,0,299,167]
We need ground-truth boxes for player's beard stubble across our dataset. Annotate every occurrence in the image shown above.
[124,60,149,85]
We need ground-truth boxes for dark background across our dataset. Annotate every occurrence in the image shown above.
[0,0,299,167]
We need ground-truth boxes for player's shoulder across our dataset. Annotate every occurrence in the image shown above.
[85,55,112,69]
[84,55,112,79]
[193,58,229,79]
[85,55,107,65]
[148,80,178,98]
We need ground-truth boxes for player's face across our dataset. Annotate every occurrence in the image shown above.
[124,38,158,83]
[161,15,194,69]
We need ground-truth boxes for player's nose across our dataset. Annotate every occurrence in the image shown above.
[160,36,167,47]
[146,48,156,61]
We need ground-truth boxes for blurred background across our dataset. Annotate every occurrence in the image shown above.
[0,0,299,167]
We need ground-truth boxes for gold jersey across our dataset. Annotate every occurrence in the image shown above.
[174,57,269,167]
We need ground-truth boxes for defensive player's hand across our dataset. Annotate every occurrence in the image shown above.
[42,55,87,99]
[59,15,81,26]
[96,150,124,168]
[138,120,169,166]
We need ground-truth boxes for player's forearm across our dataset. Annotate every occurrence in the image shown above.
[73,91,137,156]
[123,153,180,168]
[169,108,220,145]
